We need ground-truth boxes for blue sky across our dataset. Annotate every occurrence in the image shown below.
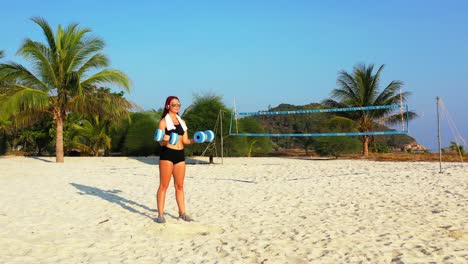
[2,0,467,151]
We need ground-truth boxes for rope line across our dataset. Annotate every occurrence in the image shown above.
[232,131,407,137]
[230,104,408,137]
[236,104,400,116]
[439,99,466,162]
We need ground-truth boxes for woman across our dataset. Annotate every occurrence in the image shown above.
[156,96,195,223]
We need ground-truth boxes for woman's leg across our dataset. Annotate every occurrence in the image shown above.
[157,160,173,217]
[172,161,187,214]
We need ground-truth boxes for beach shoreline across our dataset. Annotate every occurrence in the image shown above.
[0,156,466,263]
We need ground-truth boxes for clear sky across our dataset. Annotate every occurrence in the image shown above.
[2,0,467,151]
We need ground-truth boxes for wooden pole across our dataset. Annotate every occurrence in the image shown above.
[220,109,224,164]
[437,96,442,173]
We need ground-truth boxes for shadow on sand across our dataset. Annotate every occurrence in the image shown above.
[282,156,336,161]
[24,156,54,163]
[70,182,157,220]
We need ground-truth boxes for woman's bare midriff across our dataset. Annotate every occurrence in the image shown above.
[165,142,184,150]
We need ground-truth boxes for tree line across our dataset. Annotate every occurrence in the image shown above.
[0,90,417,159]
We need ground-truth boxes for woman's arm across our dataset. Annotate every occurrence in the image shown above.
[158,119,169,146]
[182,131,195,145]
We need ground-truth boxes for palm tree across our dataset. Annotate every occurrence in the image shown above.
[322,64,417,156]
[1,51,10,153]
[70,115,111,156]
[448,141,465,156]
[0,17,130,162]
[0,50,5,88]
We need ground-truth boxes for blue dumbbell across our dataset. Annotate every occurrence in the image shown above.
[168,132,178,145]
[154,129,164,141]
[194,131,206,143]
[154,129,178,144]
[193,130,215,143]
[204,130,215,142]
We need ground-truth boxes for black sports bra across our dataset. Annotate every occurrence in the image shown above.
[166,123,185,136]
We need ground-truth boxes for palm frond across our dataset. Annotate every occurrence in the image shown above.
[0,85,50,116]
[76,54,109,75]
[65,29,104,72]
[17,39,57,88]
[374,80,405,105]
[81,69,131,91]
[381,110,418,125]
[0,63,50,91]
[30,17,57,54]
[336,70,359,103]
[61,23,83,50]
[68,86,132,121]
[70,116,112,155]
[370,64,385,96]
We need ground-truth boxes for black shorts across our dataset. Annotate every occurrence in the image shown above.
[160,147,185,164]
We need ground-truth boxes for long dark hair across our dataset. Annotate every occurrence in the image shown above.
[161,96,180,119]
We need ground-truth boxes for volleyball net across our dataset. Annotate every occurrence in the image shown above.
[229,104,409,137]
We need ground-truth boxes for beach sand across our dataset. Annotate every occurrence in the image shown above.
[0,156,466,263]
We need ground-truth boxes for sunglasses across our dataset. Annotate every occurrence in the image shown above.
[170,103,181,107]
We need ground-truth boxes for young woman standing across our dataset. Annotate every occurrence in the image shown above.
[156,96,196,223]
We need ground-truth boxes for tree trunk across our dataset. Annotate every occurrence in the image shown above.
[362,135,369,156]
[0,134,7,155]
[55,113,65,163]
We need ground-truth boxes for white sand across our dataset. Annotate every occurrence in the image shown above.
[0,156,466,263]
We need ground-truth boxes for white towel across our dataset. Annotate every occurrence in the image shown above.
[165,114,187,131]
